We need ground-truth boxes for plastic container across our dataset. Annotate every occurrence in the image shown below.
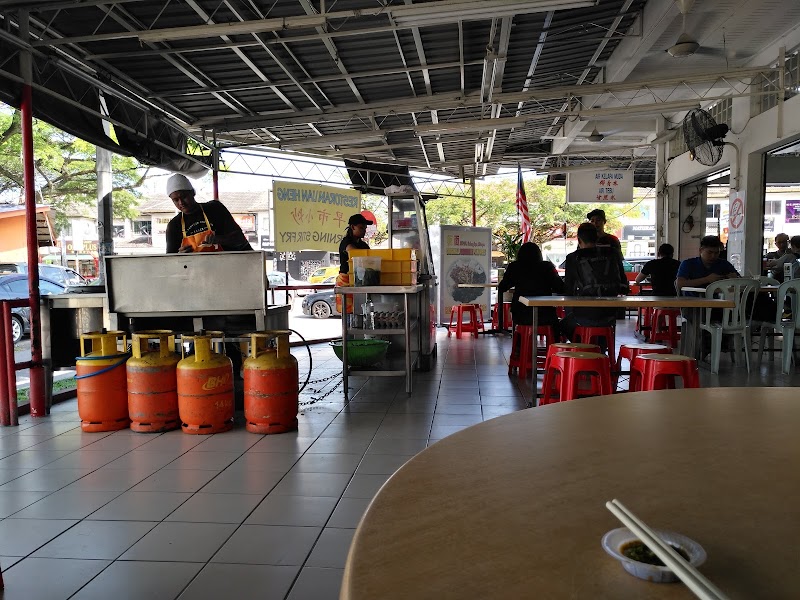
[601,527,707,583]
[331,339,390,366]
[353,256,382,286]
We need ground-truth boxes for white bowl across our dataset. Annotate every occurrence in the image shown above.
[601,527,707,583]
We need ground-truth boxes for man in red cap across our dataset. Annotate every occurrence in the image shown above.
[586,208,621,253]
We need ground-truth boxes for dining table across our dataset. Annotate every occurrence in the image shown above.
[341,387,799,600]
[519,295,735,405]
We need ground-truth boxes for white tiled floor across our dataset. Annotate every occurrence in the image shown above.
[0,321,796,599]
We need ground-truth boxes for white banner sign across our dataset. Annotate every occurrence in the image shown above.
[566,169,634,204]
[727,189,745,273]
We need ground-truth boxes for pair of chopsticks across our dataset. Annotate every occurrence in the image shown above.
[606,499,729,600]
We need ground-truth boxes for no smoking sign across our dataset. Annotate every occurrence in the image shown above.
[730,196,744,230]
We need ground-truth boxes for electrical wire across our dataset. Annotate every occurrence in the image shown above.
[289,328,313,394]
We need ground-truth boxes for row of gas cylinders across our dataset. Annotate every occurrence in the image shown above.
[75,330,298,435]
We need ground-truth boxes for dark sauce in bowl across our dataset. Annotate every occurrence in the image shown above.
[621,541,690,566]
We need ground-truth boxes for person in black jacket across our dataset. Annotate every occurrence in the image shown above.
[497,242,564,333]
[561,223,628,340]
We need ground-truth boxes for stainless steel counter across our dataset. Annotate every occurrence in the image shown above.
[337,285,427,399]
[335,285,423,295]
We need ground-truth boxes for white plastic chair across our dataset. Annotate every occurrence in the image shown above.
[759,276,780,286]
[755,279,800,374]
[699,278,760,374]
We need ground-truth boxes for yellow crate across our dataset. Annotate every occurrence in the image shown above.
[380,272,416,285]
[391,248,415,260]
[369,249,394,260]
[381,260,417,273]
[348,249,369,259]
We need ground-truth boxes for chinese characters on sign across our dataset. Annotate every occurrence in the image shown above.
[566,169,634,204]
[273,181,361,252]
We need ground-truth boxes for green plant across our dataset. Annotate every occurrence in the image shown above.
[493,228,523,264]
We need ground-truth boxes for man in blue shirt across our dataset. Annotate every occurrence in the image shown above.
[676,235,739,296]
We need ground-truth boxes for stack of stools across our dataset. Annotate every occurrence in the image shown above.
[614,342,672,391]
[630,353,700,392]
[447,304,485,339]
[539,343,602,404]
[573,325,615,367]
[492,302,512,330]
[540,351,612,404]
[650,308,681,348]
[508,324,556,379]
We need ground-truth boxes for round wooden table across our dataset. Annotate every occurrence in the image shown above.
[341,388,799,599]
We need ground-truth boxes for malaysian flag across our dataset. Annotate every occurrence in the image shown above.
[516,165,531,243]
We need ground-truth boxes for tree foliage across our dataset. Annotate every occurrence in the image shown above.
[425,174,639,246]
[0,106,147,232]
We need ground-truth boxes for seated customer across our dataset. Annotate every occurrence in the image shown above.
[498,242,564,333]
[768,235,800,282]
[561,223,629,341]
[635,243,680,296]
[675,235,739,296]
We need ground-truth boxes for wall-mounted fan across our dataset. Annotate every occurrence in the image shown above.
[681,108,729,166]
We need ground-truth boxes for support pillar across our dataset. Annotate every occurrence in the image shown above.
[20,10,46,417]
[96,145,113,285]
[470,176,476,226]
[212,145,220,199]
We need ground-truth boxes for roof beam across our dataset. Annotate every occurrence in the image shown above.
[30,0,598,46]
[199,66,776,132]
[549,0,638,153]
[93,2,252,117]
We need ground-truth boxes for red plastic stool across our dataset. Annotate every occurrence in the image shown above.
[636,307,655,341]
[508,324,556,379]
[492,302,512,330]
[650,308,681,348]
[539,342,601,400]
[573,325,615,366]
[447,304,485,339]
[631,353,699,392]
[614,343,671,391]
[540,351,612,404]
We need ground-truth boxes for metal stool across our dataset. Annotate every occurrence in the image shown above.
[630,353,699,392]
[508,324,556,379]
[614,343,671,391]
[540,351,612,404]
[447,304,484,339]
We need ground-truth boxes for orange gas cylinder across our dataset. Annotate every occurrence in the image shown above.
[76,331,130,432]
[243,331,299,434]
[127,331,180,433]
[177,334,234,434]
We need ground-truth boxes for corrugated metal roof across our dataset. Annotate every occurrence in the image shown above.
[1,0,797,187]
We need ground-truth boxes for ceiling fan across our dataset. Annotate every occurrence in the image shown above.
[542,126,645,143]
[665,0,731,58]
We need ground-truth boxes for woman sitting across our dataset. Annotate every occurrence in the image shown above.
[498,242,565,334]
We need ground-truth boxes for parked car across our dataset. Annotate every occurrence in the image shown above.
[0,262,86,287]
[308,265,340,283]
[266,272,315,304]
[301,289,339,319]
[0,274,66,343]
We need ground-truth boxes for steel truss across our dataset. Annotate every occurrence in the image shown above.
[221,148,472,199]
